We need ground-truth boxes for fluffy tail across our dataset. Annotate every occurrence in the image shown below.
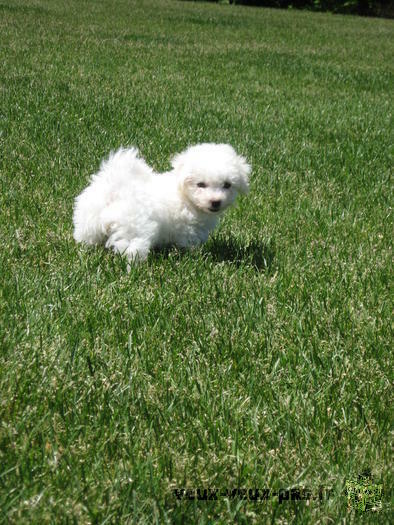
[96,147,153,184]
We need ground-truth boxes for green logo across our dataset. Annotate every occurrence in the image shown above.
[346,471,383,512]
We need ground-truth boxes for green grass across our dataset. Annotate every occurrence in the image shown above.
[0,0,393,522]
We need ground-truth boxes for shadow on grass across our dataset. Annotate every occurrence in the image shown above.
[79,236,276,272]
[203,236,276,272]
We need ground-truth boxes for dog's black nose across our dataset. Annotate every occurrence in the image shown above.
[211,200,221,209]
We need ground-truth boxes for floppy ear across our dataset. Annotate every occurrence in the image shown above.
[234,155,251,194]
[171,150,192,196]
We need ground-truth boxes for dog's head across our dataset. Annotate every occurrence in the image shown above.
[171,143,250,215]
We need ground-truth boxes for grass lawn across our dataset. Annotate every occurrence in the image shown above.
[0,0,392,522]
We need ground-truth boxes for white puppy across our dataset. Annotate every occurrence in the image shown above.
[73,143,250,262]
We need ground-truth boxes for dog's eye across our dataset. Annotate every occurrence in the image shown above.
[197,182,207,188]
[223,182,231,189]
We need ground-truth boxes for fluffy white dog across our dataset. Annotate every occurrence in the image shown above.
[73,143,250,262]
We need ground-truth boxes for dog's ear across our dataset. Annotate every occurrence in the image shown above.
[171,150,195,194]
[234,155,251,194]
[171,151,192,196]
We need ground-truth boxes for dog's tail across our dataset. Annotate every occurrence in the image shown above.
[97,147,154,184]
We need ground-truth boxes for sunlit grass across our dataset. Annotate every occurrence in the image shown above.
[0,0,392,522]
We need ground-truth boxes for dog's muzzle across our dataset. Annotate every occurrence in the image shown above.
[209,200,221,212]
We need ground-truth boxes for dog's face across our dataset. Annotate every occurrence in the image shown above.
[182,176,241,215]
[172,144,251,215]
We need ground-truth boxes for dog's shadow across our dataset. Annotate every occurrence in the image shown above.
[202,236,275,271]
[154,237,275,272]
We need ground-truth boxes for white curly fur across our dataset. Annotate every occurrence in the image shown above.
[73,143,251,263]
